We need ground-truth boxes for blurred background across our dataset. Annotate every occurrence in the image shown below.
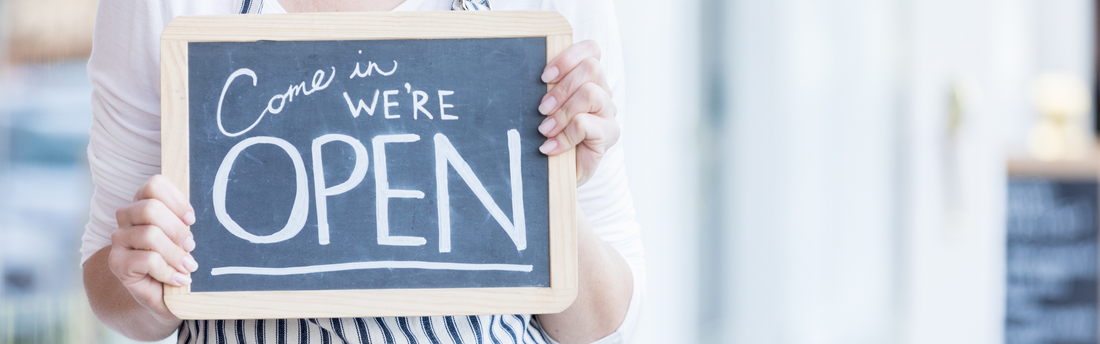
[0,0,1098,343]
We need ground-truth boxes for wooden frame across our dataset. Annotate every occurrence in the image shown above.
[160,11,577,319]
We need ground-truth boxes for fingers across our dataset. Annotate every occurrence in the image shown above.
[116,199,195,252]
[539,113,620,157]
[109,246,192,287]
[542,40,602,85]
[108,174,199,292]
[540,41,610,116]
[133,175,195,226]
[112,224,198,278]
[538,40,620,185]
[540,113,620,186]
[539,82,615,139]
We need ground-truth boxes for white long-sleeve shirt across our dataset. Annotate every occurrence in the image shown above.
[81,0,644,342]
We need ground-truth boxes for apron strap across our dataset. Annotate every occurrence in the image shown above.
[451,0,492,11]
[237,0,264,14]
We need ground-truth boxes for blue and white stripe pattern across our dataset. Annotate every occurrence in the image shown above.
[451,0,492,11]
[181,2,555,344]
[177,315,555,344]
[237,0,265,14]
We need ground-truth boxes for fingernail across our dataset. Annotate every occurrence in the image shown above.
[541,66,559,83]
[184,211,196,226]
[539,139,558,154]
[182,255,199,272]
[184,236,196,252]
[538,96,557,115]
[538,118,556,135]
[173,273,192,286]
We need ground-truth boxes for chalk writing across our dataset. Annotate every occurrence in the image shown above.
[217,67,336,137]
[188,38,550,288]
[208,50,528,266]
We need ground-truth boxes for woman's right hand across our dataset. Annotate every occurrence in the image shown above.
[107,174,198,322]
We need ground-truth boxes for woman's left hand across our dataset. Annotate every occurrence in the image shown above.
[537,40,619,186]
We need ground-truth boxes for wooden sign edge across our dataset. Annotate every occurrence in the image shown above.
[160,11,577,320]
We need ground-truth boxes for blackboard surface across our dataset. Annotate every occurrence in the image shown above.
[1006,179,1098,343]
[187,37,550,292]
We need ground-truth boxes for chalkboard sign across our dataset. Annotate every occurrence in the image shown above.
[160,11,577,319]
[1006,178,1099,343]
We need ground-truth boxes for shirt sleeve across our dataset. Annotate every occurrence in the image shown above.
[81,0,235,266]
[537,0,647,342]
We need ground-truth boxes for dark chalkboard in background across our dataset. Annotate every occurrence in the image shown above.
[159,11,578,320]
[1006,178,1098,343]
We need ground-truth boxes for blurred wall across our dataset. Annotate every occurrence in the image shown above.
[615,0,1094,343]
[612,0,703,343]
[720,0,898,342]
[900,0,1009,342]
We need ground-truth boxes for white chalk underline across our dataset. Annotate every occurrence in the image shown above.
[210,261,534,276]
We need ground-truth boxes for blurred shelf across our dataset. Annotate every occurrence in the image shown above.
[1008,146,1100,180]
[2,0,98,64]
[1008,158,1098,180]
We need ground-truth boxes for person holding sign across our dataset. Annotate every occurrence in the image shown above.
[80,0,644,343]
